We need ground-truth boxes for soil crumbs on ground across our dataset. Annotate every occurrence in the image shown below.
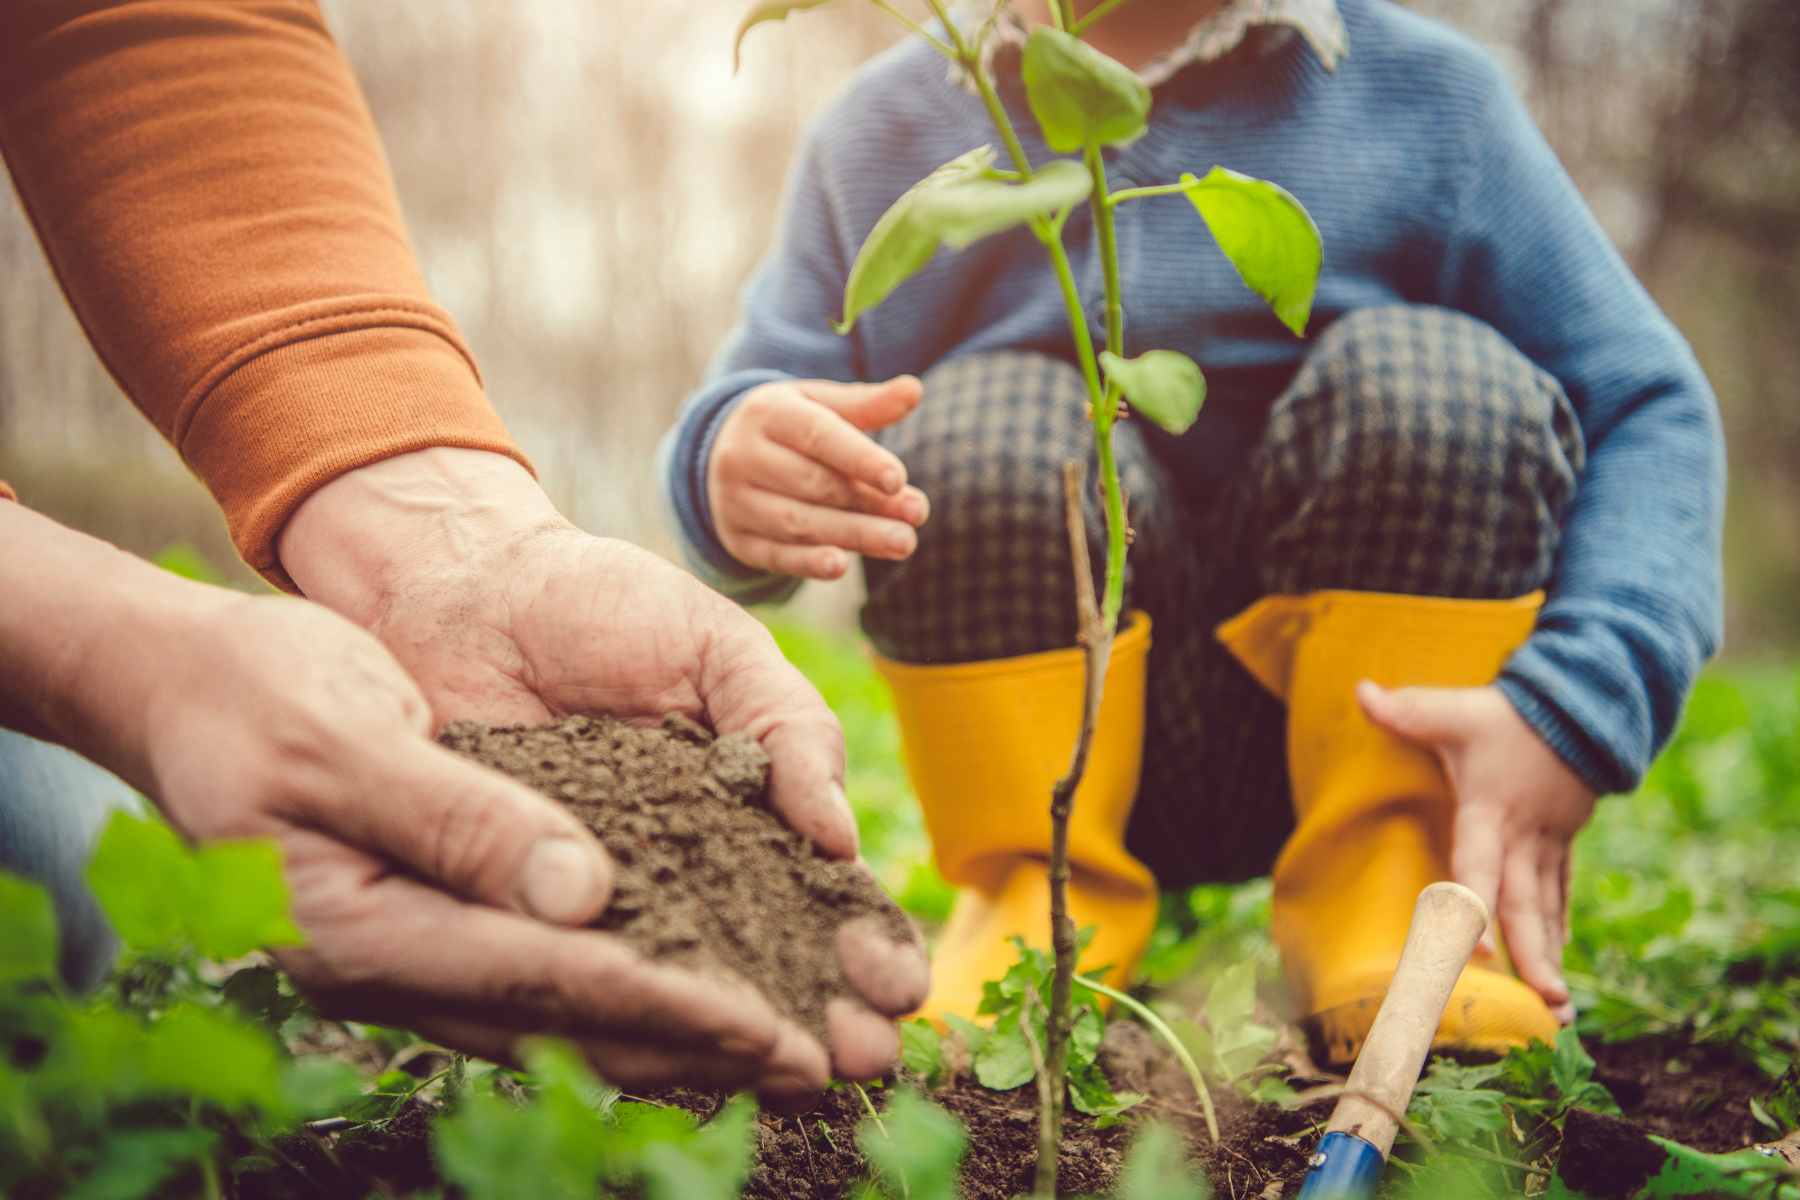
[439,713,911,1043]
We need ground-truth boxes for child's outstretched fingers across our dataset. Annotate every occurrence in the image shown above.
[708,377,929,579]
[1357,680,1591,1023]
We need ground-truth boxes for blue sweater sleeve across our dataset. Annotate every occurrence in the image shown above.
[1438,66,1726,794]
[661,117,863,603]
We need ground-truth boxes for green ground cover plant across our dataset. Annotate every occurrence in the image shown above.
[2,601,1797,1195]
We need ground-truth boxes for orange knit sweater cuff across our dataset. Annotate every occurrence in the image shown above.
[187,323,529,592]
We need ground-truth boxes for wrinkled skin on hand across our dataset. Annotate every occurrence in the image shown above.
[133,594,855,1100]
[277,449,928,1096]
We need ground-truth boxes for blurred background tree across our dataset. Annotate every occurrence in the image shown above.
[1,0,1794,652]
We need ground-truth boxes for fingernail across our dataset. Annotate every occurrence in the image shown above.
[519,838,607,925]
[879,467,903,494]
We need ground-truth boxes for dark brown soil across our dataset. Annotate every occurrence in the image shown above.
[654,1022,1329,1200]
[241,1030,1789,1199]
[438,714,913,1042]
[1589,1034,1773,1151]
[1556,1107,1673,1198]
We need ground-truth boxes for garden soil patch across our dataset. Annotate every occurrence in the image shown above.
[1589,1034,1772,1151]
[438,713,913,1043]
[236,1032,1784,1198]
[658,1022,1330,1200]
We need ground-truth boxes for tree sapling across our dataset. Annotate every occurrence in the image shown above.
[735,2,1322,1192]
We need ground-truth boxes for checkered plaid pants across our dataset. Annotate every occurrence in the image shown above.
[861,306,1585,886]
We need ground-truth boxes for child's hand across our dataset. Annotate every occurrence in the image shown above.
[1356,681,1597,1025]
[708,376,929,581]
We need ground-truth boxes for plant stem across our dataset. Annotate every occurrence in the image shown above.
[1079,977,1221,1144]
[854,1083,910,1200]
[1042,229,1107,405]
[1106,180,1192,206]
[1071,0,1138,36]
[1082,142,1129,625]
[871,0,959,59]
[926,6,1137,1194]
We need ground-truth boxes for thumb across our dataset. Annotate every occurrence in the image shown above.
[1355,681,1481,749]
[322,739,614,926]
[796,376,922,433]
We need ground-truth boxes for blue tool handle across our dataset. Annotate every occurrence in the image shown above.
[1296,1131,1385,1199]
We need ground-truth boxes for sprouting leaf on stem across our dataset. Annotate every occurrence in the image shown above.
[86,810,303,960]
[1179,167,1322,336]
[1099,349,1206,435]
[1114,1123,1212,1200]
[1020,27,1150,153]
[837,147,1091,332]
[901,1018,946,1086]
[732,0,838,73]
[856,1088,968,1200]
[0,872,58,984]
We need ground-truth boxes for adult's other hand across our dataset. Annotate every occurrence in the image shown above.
[1,502,835,1100]
[278,447,928,1080]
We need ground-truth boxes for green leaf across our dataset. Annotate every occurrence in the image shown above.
[190,842,304,956]
[65,1127,216,1200]
[1549,1028,1620,1116]
[435,1087,603,1200]
[280,1057,363,1119]
[973,1020,1036,1091]
[1180,167,1322,336]
[142,1005,286,1114]
[1408,1084,1508,1145]
[732,0,837,72]
[151,541,226,584]
[640,1095,757,1200]
[1100,349,1206,434]
[1067,1059,1142,1120]
[856,1088,967,1200]
[837,148,1091,332]
[87,811,193,955]
[900,1019,944,1086]
[1069,1004,1104,1068]
[943,1012,989,1061]
[1115,1123,1211,1200]
[1020,27,1150,153]
[0,872,58,984]
[86,811,301,959]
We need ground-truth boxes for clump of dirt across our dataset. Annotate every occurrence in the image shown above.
[1557,1107,1671,1198]
[438,714,913,1042]
[1589,1035,1772,1151]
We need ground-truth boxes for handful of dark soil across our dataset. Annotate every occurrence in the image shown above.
[438,713,910,1041]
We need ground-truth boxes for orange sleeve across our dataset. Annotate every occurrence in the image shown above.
[0,0,531,587]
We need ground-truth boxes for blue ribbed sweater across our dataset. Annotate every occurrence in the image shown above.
[661,0,1725,795]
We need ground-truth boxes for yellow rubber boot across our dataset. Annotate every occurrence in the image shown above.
[1217,591,1559,1066]
[873,614,1157,1025]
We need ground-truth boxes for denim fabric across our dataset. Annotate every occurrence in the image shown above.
[0,730,139,990]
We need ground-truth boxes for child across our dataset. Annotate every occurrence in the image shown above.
[659,0,1723,1064]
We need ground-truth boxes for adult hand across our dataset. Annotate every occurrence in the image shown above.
[278,447,928,1081]
[2,501,845,1100]
[1356,681,1595,1025]
[708,376,929,581]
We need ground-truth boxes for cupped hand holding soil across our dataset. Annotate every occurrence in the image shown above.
[439,713,929,1096]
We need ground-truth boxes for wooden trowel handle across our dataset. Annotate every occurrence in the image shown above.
[1323,881,1489,1158]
